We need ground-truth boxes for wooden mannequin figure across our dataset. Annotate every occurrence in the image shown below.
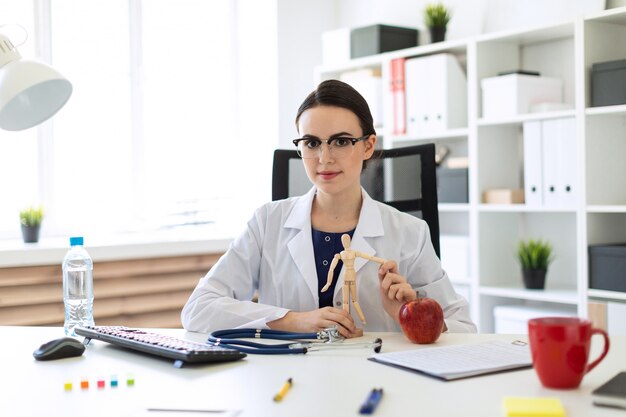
[321,234,386,325]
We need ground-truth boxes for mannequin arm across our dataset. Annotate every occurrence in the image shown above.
[355,251,386,264]
[321,254,341,292]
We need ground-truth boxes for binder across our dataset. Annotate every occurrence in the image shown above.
[541,120,560,206]
[523,121,543,206]
[390,58,406,135]
[555,117,577,207]
[404,54,467,136]
[541,117,577,207]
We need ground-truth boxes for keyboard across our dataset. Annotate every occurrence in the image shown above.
[75,325,246,367]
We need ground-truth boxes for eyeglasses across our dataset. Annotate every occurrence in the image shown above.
[292,135,369,159]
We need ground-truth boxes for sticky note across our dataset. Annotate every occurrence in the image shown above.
[503,397,565,417]
[127,374,135,387]
[64,381,72,391]
[80,379,89,390]
[97,379,105,389]
[110,375,118,387]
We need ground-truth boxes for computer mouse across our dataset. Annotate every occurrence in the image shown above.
[33,337,86,361]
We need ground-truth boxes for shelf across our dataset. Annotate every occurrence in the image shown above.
[477,109,576,127]
[476,21,574,45]
[312,6,626,333]
[585,104,626,116]
[479,286,579,304]
[586,6,626,25]
[390,128,469,143]
[588,289,626,302]
[439,203,470,212]
[385,38,468,60]
[478,204,577,213]
[587,205,626,213]
[315,54,383,75]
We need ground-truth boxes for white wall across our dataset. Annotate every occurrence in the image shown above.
[276,0,338,148]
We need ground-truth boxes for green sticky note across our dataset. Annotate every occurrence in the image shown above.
[503,397,565,417]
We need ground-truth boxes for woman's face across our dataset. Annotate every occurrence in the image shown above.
[296,105,376,197]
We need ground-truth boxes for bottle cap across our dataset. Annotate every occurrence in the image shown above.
[69,236,84,246]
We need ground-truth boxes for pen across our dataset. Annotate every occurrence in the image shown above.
[273,377,293,402]
[359,388,383,415]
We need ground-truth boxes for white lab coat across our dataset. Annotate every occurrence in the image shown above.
[181,187,476,333]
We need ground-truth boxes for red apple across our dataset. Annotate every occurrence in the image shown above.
[398,297,444,344]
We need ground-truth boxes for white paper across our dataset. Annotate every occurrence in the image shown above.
[370,340,531,380]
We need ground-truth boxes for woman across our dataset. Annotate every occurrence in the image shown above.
[181,80,476,337]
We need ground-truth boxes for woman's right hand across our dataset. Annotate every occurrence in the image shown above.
[267,308,359,338]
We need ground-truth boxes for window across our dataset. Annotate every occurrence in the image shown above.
[0,2,38,236]
[0,0,278,239]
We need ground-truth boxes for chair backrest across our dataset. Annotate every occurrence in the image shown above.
[272,143,440,258]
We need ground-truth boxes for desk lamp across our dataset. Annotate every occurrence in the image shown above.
[0,31,72,131]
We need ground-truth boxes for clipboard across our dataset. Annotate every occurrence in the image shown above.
[369,340,532,381]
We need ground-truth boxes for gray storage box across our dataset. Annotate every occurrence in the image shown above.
[589,243,626,292]
[350,24,418,59]
[591,59,626,107]
[437,167,468,203]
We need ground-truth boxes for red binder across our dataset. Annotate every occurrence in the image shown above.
[390,58,406,135]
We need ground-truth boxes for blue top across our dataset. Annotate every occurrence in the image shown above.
[69,236,84,246]
[311,228,355,308]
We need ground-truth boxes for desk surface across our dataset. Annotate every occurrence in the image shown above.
[2,327,624,417]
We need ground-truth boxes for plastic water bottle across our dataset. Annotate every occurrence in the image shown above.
[63,236,94,336]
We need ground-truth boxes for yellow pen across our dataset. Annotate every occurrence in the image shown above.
[273,377,293,402]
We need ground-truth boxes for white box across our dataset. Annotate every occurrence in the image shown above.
[481,74,562,120]
[493,304,575,334]
[322,28,350,66]
[405,53,467,136]
[440,235,470,282]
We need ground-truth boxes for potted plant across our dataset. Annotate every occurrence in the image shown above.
[20,206,44,243]
[517,239,554,289]
[424,3,452,43]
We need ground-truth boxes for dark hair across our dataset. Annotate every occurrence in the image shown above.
[296,79,376,137]
[295,79,378,169]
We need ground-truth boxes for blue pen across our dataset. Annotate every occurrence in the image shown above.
[359,388,383,415]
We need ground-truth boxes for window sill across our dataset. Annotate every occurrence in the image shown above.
[0,223,236,268]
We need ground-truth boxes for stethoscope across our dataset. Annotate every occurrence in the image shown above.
[207,327,383,355]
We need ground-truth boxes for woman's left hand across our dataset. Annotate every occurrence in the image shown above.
[378,260,417,322]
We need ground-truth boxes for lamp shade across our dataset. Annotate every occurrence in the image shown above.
[0,33,72,131]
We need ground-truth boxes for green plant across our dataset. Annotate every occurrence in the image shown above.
[517,239,554,270]
[424,3,452,27]
[20,206,44,227]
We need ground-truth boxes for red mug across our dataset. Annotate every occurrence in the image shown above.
[528,317,610,389]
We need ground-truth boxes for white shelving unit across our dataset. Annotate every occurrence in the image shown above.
[315,8,626,332]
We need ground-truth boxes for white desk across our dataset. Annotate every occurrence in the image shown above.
[2,327,624,417]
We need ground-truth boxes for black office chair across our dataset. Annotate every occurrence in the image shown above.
[272,143,440,258]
